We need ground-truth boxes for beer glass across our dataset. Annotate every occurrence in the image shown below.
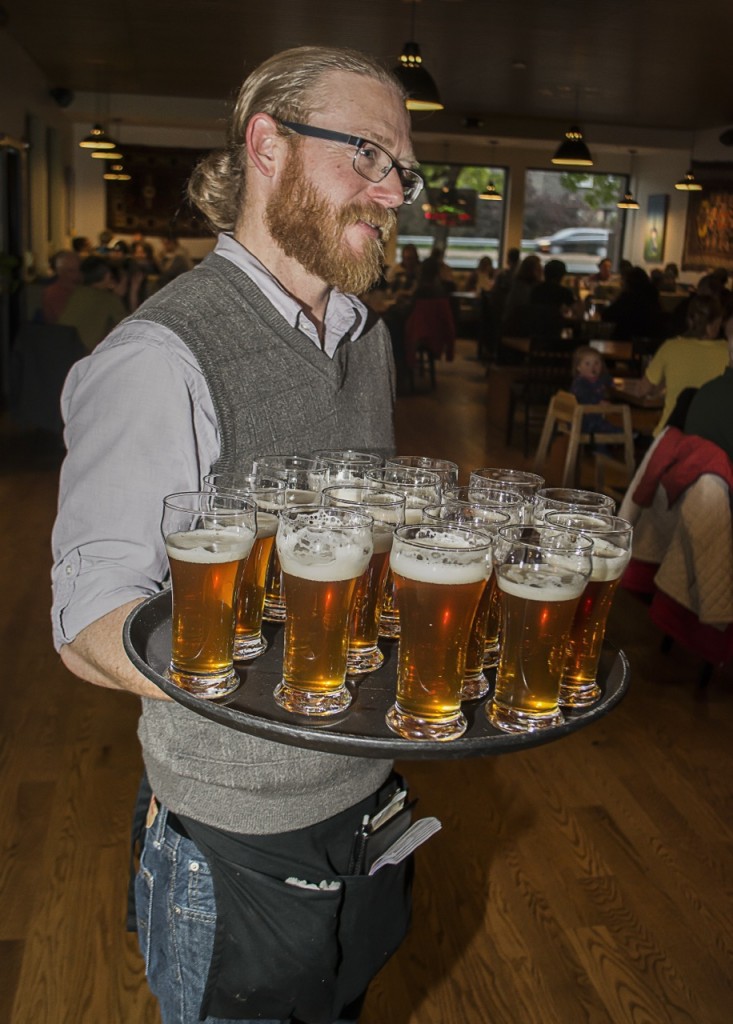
[204,473,288,660]
[253,455,327,622]
[534,487,616,523]
[487,525,592,733]
[442,484,525,524]
[387,524,492,741]
[365,466,442,639]
[162,491,256,698]
[466,473,541,523]
[544,512,633,707]
[312,449,383,485]
[274,507,373,715]
[422,504,510,700]
[321,484,406,674]
[385,455,459,489]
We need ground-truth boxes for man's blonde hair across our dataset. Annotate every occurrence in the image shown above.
[187,46,405,234]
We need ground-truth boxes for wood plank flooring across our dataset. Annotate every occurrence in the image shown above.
[1,340,731,1023]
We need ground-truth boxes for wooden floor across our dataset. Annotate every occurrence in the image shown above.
[2,340,732,1024]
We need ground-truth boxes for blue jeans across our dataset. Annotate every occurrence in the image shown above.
[134,805,363,1024]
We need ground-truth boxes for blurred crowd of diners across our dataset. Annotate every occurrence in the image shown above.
[364,241,733,393]
[26,230,194,352]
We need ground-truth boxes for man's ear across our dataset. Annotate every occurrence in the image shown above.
[246,114,285,180]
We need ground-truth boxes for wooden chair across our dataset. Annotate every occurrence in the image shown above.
[505,344,570,457]
[534,389,635,488]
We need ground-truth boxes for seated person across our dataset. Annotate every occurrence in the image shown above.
[570,345,621,437]
[41,250,82,324]
[466,256,495,296]
[527,258,574,344]
[386,242,420,295]
[635,295,728,435]
[157,235,194,285]
[502,253,543,336]
[601,265,663,341]
[58,255,127,351]
[684,313,733,459]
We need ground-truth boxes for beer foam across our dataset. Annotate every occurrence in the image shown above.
[497,563,587,601]
[390,546,488,585]
[277,528,371,581]
[165,528,253,564]
[589,537,631,582]
[372,527,394,555]
[256,511,279,538]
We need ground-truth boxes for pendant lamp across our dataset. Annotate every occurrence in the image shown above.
[393,1,444,111]
[617,149,640,209]
[552,125,593,167]
[675,169,702,191]
[103,163,131,182]
[479,181,502,201]
[91,147,124,160]
[79,124,116,150]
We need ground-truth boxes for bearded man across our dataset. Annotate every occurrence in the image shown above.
[51,46,423,1024]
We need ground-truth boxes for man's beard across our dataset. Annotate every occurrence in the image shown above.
[265,149,396,295]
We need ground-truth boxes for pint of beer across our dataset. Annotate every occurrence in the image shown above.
[422,503,510,700]
[487,525,592,733]
[365,466,442,640]
[321,484,406,675]
[386,524,492,742]
[252,455,327,622]
[162,492,256,698]
[534,487,616,523]
[274,507,373,715]
[544,512,632,707]
[203,474,287,660]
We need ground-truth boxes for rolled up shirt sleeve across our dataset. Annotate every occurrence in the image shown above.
[51,323,219,650]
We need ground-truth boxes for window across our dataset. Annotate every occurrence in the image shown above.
[521,169,628,273]
[396,162,507,271]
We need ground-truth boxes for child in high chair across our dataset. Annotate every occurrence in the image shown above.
[570,345,622,438]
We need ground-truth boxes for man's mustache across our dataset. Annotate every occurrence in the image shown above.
[339,204,397,243]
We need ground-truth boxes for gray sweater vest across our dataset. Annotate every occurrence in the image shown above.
[133,253,394,834]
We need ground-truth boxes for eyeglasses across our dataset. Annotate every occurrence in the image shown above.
[279,120,424,206]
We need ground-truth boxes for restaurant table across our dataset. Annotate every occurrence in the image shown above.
[609,376,663,434]
[588,339,633,361]
[124,591,630,761]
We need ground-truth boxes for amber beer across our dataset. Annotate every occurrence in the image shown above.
[263,488,322,621]
[544,513,633,707]
[166,528,253,694]
[233,510,278,660]
[322,484,406,674]
[386,525,492,742]
[274,508,372,715]
[487,526,592,733]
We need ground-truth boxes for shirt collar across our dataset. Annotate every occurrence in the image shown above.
[214,233,369,357]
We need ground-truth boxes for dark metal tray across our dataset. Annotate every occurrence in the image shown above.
[123,590,629,760]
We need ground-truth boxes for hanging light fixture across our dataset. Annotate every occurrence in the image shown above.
[79,124,116,150]
[393,0,444,111]
[103,163,131,182]
[479,181,502,201]
[91,146,124,160]
[617,149,640,209]
[552,125,593,166]
[675,169,702,191]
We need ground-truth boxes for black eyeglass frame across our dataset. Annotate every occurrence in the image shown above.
[279,120,424,205]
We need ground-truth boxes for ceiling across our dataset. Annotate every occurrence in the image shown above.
[3,0,732,140]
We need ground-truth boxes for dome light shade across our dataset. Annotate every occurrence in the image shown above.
[617,191,640,210]
[675,169,703,191]
[551,125,593,166]
[91,147,123,160]
[103,163,131,181]
[79,124,116,150]
[393,41,444,111]
[479,181,502,201]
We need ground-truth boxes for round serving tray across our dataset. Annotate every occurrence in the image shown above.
[123,590,629,760]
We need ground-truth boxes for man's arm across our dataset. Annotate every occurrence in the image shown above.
[60,599,171,701]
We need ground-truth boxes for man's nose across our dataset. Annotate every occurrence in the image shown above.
[368,167,405,209]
